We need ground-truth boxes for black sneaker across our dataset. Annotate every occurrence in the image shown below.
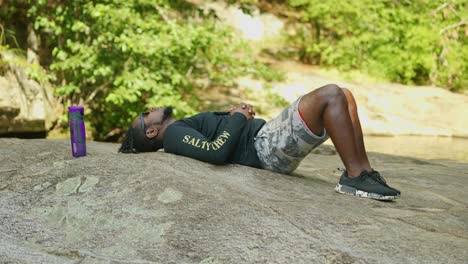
[370,170,401,196]
[335,170,400,200]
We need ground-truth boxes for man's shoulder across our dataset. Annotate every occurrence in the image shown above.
[164,111,225,138]
[183,111,210,119]
[182,111,228,121]
[172,111,219,128]
[191,111,230,117]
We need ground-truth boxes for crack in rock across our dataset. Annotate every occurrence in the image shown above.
[55,176,99,195]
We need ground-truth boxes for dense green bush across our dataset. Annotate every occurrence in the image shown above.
[18,0,279,139]
[286,0,467,91]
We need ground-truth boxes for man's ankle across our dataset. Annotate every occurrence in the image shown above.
[347,169,363,178]
[347,166,373,178]
[346,170,361,178]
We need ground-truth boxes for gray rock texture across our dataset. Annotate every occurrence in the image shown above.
[0,52,60,135]
[1,138,467,263]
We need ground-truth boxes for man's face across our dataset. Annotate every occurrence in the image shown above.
[132,107,171,130]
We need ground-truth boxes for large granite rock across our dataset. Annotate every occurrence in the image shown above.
[0,139,467,263]
[0,52,60,136]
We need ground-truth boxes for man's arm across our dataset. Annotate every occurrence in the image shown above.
[164,105,254,165]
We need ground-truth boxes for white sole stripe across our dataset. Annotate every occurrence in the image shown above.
[335,184,398,200]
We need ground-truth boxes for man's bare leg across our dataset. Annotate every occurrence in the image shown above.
[298,84,371,177]
[341,88,372,170]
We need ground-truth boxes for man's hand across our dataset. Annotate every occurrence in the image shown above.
[228,102,256,120]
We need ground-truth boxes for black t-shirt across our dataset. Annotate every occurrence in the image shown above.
[163,112,266,168]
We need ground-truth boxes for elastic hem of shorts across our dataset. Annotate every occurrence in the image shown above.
[296,96,328,140]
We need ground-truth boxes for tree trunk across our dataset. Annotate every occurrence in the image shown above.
[27,22,39,64]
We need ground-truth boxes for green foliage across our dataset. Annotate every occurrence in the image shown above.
[0,22,50,84]
[24,0,280,139]
[286,0,467,91]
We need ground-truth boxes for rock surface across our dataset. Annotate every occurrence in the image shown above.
[0,52,60,136]
[1,139,467,263]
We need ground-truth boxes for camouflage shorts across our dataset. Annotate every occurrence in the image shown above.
[254,96,329,174]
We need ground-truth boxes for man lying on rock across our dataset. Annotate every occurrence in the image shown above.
[119,84,401,200]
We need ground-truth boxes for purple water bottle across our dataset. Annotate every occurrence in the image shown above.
[69,106,87,157]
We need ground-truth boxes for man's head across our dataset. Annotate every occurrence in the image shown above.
[119,107,175,153]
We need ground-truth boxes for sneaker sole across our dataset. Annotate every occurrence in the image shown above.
[335,184,399,201]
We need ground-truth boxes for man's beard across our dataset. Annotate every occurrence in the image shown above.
[162,106,173,123]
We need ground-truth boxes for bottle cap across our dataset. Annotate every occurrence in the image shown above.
[68,106,84,112]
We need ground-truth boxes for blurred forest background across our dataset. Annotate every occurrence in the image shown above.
[0,0,466,141]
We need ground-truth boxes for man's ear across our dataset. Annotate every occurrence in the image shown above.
[145,125,159,139]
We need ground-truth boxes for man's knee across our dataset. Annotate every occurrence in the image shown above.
[341,88,357,110]
[319,84,346,103]
[341,88,355,101]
